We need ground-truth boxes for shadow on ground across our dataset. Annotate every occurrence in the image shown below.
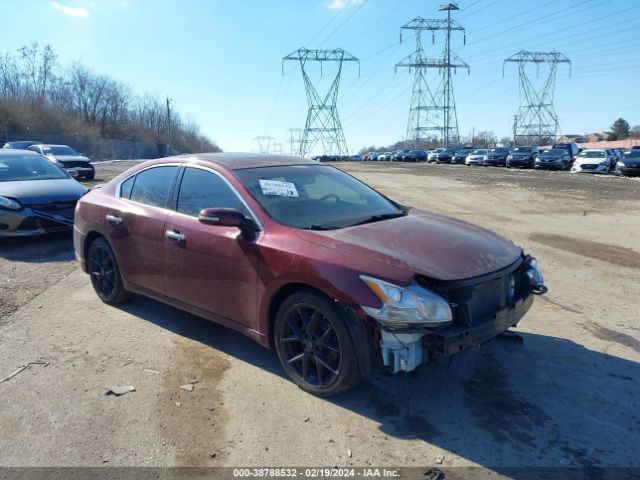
[119,295,639,477]
[0,233,75,262]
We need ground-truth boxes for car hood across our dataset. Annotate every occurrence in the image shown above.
[574,157,605,164]
[295,209,522,282]
[53,155,92,163]
[0,179,88,205]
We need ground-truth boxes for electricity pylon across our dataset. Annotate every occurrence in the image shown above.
[287,128,304,156]
[283,48,359,157]
[253,136,274,153]
[396,3,468,147]
[504,50,571,145]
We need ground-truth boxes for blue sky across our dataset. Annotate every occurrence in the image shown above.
[2,0,639,153]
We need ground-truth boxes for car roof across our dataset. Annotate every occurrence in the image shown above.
[582,149,605,152]
[0,149,40,156]
[39,144,73,148]
[167,152,318,170]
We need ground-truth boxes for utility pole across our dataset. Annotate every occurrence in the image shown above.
[396,3,469,148]
[504,50,571,145]
[166,97,173,157]
[283,48,359,157]
[513,115,517,145]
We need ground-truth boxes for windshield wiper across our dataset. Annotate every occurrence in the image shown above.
[349,212,406,227]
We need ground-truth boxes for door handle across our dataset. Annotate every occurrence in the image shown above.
[165,230,186,242]
[106,214,123,225]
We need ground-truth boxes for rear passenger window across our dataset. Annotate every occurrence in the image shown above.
[119,176,134,199]
[176,167,249,218]
[129,166,178,208]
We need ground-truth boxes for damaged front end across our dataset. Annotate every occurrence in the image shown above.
[359,254,547,374]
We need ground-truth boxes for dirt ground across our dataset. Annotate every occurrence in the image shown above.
[0,160,639,476]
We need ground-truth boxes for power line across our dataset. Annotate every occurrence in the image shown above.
[318,0,369,47]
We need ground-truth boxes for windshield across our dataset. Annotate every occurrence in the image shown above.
[624,151,640,158]
[545,149,564,155]
[0,154,68,181]
[471,149,487,155]
[42,145,78,156]
[579,150,606,158]
[489,148,510,154]
[433,148,445,153]
[235,165,405,230]
[457,148,473,154]
[513,147,532,153]
[552,144,570,151]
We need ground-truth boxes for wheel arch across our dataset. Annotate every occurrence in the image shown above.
[266,282,331,346]
[266,282,377,379]
[83,231,105,269]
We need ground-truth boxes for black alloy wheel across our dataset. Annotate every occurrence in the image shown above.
[88,237,131,304]
[274,290,361,396]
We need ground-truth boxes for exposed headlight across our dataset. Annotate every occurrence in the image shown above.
[359,275,453,329]
[507,155,513,160]
[617,161,625,167]
[0,195,22,211]
[525,257,547,294]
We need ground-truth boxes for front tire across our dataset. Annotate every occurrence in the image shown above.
[88,237,132,304]
[274,290,362,396]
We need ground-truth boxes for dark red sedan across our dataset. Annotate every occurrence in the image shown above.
[74,153,546,395]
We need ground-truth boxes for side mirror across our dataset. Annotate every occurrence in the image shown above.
[198,208,259,232]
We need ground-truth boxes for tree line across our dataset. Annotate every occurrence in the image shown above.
[0,43,220,154]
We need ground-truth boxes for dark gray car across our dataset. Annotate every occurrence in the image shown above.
[27,144,95,180]
[506,146,539,168]
[0,150,88,238]
[534,148,571,170]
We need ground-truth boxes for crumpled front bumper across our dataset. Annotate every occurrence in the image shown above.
[431,293,533,358]
[0,207,74,237]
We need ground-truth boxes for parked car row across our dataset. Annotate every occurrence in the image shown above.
[2,140,95,179]
[361,143,639,177]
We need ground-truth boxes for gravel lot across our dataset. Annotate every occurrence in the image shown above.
[1,160,638,475]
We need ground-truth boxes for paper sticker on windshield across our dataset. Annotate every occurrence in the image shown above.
[259,179,299,197]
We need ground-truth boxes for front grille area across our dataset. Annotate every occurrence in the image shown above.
[28,202,76,220]
[61,161,91,168]
[581,164,598,170]
[417,260,529,328]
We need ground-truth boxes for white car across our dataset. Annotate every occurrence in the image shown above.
[465,149,488,166]
[570,149,614,174]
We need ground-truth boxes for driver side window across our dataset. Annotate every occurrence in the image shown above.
[176,167,249,218]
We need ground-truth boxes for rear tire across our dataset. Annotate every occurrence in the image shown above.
[87,237,132,304]
[274,290,362,396]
